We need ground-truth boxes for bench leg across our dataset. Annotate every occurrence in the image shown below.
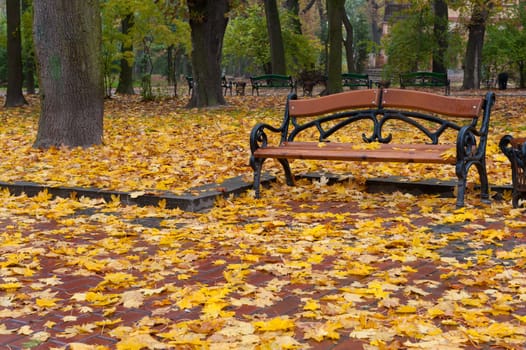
[456,161,491,208]
[475,161,491,204]
[455,163,468,208]
[278,158,295,186]
[512,191,521,208]
[252,158,264,198]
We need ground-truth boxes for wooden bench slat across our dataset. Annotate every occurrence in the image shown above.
[254,142,455,164]
[381,89,482,118]
[289,90,378,117]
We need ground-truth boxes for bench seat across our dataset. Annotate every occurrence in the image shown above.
[254,142,455,164]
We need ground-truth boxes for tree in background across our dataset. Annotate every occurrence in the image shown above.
[21,0,35,94]
[101,0,188,99]
[284,0,302,34]
[483,1,526,88]
[115,13,135,95]
[383,4,434,75]
[342,0,370,73]
[5,0,27,107]
[381,1,463,82]
[461,1,492,89]
[223,3,321,77]
[264,0,286,74]
[326,0,344,94]
[33,0,103,148]
[432,0,448,74]
[187,0,230,108]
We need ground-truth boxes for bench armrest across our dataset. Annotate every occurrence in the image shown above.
[455,91,495,162]
[250,93,297,153]
[250,122,283,153]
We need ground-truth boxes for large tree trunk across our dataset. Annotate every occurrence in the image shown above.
[432,0,448,74]
[5,0,28,107]
[116,14,135,95]
[327,0,344,94]
[187,0,229,108]
[33,0,103,148]
[342,12,354,72]
[462,2,490,90]
[264,0,286,75]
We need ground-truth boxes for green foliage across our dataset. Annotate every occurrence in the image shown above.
[101,0,191,95]
[483,3,526,87]
[345,0,372,72]
[381,2,463,83]
[382,5,435,78]
[223,3,322,76]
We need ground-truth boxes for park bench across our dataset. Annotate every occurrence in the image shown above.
[186,76,232,96]
[249,88,495,207]
[400,71,450,95]
[250,74,296,96]
[342,73,372,89]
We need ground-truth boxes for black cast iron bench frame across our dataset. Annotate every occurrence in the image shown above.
[250,88,495,207]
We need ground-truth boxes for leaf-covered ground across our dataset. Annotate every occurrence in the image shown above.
[1,92,526,349]
[0,92,523,194]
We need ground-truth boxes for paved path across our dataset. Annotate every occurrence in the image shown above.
[1,184,525,349]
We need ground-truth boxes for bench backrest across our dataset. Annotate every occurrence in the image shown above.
[380,89,482,118]
[284,88,493,144]
[289,88,482,118]
[289,89,378,117]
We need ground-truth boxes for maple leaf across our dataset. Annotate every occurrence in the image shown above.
[0,324,15,335]
[0,281,22,291]
[36,297,60,308]
[115,333,168,349]
[121,290,144,308]
[302,321,342,341]
[69,344,107,350]
[253,317,295,332]
[85,291,121,306]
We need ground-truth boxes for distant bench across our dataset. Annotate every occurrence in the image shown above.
[300,73,371,96]
[342,73,372,89]
[400,71,450,95]
[250,88,495,207]
[186,76,232,96]
[250,74,296,96]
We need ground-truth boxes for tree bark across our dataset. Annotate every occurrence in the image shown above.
[264,0,287,75]
[22,0,36,95]
[462,2,490,89]
[342,11,354,72]
[432,0,448,74]
[327,0,344,94]
[116,14,135,95]
[5,0,28,107]
[284,0,302,34]
[33,0,104,148]
[187,0,229,108]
